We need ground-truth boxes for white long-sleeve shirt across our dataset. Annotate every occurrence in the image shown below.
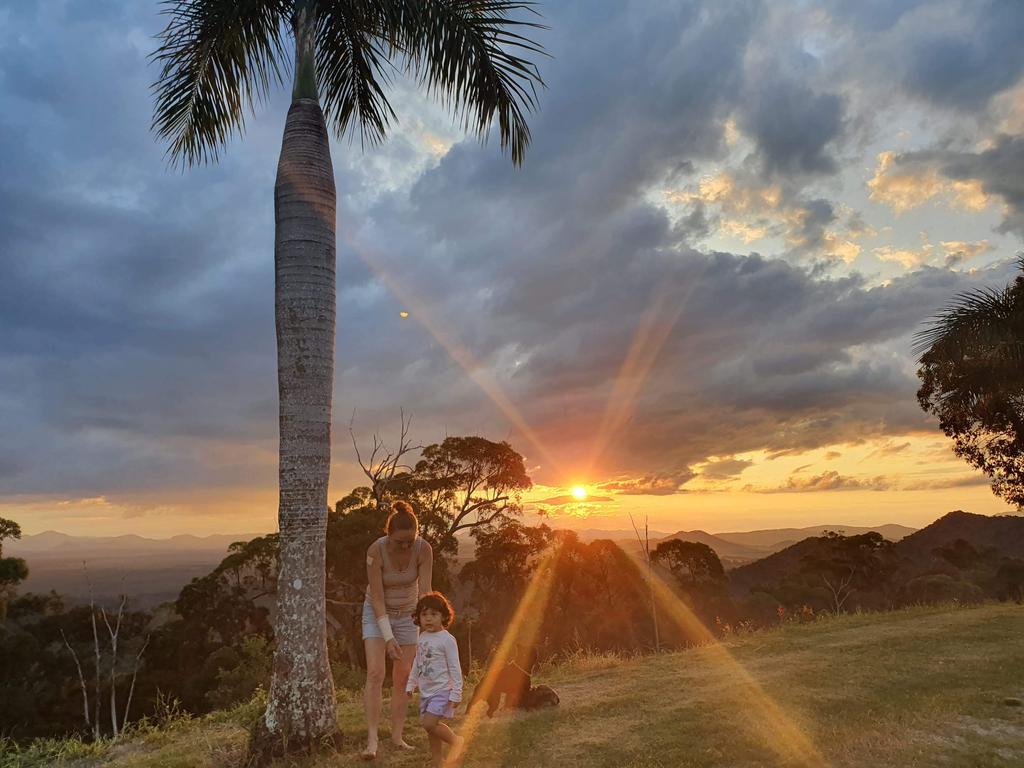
[406,629,463,702]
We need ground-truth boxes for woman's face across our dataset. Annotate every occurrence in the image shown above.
[390,528,416,550]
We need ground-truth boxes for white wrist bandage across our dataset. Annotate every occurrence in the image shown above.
[376,615,395,643]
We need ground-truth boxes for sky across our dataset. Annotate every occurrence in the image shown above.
[1,0,1022,538]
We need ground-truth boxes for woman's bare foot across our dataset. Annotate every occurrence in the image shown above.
[361,737,378,760]
[391,739,415,751]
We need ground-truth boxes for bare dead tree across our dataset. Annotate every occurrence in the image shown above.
[629,513,660,653]
[87,565,103,741]
[122,634,150,732]
[822,566,857,614]
[74,566,146,740]
[61,628,90,729]
[349,409,421,506]
[101,590,128,739]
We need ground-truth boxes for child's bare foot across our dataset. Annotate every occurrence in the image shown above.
[391,739,415,751]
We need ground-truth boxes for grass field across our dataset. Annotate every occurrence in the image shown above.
[4,603,1024,768]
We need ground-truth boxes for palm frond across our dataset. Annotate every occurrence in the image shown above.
[913,283,1021,359]
[388,0,547,165]
[316,0,399,145]
[151,0,290,167]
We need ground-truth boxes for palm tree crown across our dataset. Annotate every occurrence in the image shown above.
[151,0,546,167]
[914,258,1024,394]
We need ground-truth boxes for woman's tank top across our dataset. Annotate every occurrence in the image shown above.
[366,535,424,616]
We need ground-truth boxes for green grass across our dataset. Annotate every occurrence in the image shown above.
[5,603,1024,768]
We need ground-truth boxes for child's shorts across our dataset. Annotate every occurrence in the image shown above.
[419,692,456,719]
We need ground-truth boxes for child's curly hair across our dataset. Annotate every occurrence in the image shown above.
[412,591,455,628]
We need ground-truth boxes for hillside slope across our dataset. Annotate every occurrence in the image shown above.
[896,510,1024,566]
[16,603,1024,768]
[727,511,1024,596]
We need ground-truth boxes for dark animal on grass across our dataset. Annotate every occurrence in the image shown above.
[522,684,559,709]
[468,647,559,717]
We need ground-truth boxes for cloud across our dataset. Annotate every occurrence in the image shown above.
[902,474,991,490]
[867,151,990,216]
[737,75,844,177]
[864,440,912,459]
[941,240,994,268]
[667,174,868,261]
[599,472,696,496]
[749,470,893,493]
[536,494,613,506]
[698,458,754,481]
[866,138,1024,236]
[823,0,1024,112]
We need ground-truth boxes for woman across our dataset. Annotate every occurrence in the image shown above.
[362,500,433,760]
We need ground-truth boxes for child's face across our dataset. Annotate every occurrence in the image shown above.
[419,607,444,632]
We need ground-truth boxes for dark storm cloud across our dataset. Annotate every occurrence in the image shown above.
[0,0,383,496]
[824,0,1024,112]
[892,0,1024,111]
[737,77,844,177]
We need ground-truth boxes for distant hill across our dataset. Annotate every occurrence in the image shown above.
[641,523,916,568]
[894,510,1024,566]
[715,523,916,552]
[648,530,768,564]
[7,531,263,608]
[559,528,672,542]
[727,511,1023,596]
[10,531,261,556]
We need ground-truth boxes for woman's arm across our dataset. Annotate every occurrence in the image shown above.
[366,540,388,619]
[418,539,433,595]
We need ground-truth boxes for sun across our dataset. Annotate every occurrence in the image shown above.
[571,485,588,500]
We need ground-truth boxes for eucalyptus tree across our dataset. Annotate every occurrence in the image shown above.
[151,1,545,758]
[915,259,1024,509]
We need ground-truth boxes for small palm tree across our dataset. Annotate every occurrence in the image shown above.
[151,1,545,759]
[915,258,1024,509]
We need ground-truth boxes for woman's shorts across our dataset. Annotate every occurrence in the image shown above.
[361,600,418,646]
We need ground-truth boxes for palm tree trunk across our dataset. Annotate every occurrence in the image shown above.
[251,3,340,760]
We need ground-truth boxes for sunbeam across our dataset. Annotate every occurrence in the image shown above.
[331,220,567,481]
[583,257,715,484]
[450,540,563,765]
[618,546,830,767]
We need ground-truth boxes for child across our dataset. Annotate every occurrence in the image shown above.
[406,591,465,766]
